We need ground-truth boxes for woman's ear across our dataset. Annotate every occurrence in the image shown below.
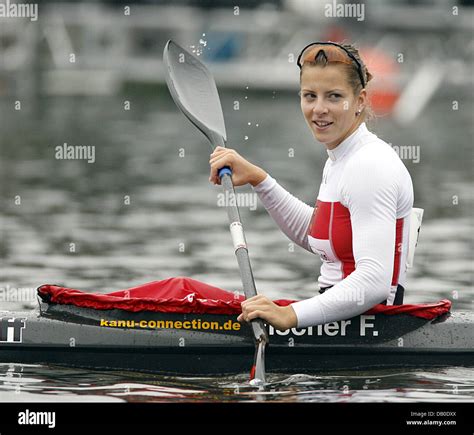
[357,88,368,113]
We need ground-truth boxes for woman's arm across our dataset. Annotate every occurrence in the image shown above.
[209,146,314,251]
[252,175,314,252]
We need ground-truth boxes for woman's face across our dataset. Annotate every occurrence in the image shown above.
[300,64,366,150]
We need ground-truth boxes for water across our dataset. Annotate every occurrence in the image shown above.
[1,89,473,402]
[1,364,472,403]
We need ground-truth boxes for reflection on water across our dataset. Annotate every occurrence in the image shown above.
[0,91,472,401]
[0,364,472,403]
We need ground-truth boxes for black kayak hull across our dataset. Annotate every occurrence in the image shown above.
[2,344,474,376]
[1,302,473,374]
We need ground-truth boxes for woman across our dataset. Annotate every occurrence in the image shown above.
[209,42,414,331]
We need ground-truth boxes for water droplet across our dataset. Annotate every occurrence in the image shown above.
[256,124,259,127]
[190,44,203,56]
[247,122,251,126]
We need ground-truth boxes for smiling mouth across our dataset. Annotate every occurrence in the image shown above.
[313,120,333,128]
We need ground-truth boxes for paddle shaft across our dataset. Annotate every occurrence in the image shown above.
[219,169,269,344]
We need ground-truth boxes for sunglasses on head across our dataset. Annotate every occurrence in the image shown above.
[297,42,366,88]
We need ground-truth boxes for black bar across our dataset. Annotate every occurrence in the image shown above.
[0,403,471,431]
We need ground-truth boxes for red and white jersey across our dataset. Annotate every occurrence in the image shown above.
[253,123,414,328]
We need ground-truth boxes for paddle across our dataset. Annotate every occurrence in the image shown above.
[163,40,268,385]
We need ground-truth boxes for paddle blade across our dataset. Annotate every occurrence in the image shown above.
[163,40,227,148]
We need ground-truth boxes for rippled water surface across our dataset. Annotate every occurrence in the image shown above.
[1,91,473,402]
[1,364,473,403]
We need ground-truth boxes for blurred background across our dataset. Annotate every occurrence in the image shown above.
[1,0,473,311]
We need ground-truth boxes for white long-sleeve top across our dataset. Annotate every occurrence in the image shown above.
[253,123,414,328]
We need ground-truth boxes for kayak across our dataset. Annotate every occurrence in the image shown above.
[1,305,472,375]
[0,279,473,375]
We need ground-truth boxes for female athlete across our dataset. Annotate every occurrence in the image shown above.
[209,42,413,330]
